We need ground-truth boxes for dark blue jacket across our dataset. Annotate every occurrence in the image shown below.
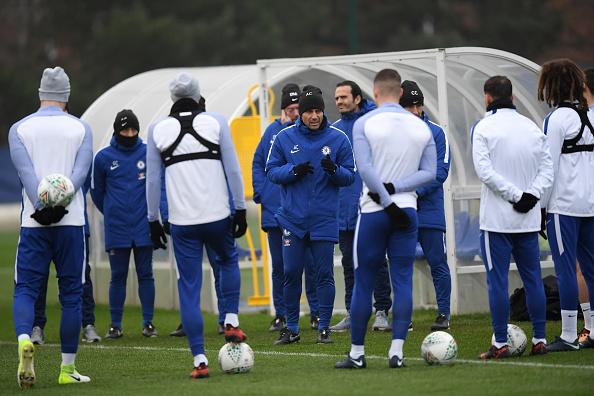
[266,116,356,242]
[91,136,151,250]
[252,118,292,230]
[332,99,376,231]
[417,113,450,231]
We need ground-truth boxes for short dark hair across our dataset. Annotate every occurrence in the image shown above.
[484,76,512,101]
[585,68,594,95]
[336,80,362,101]
[373,69,402,96]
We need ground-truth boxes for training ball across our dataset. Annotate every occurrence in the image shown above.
[37,174,75,208]
[421,331,458,365]
[218,342,254,374]
[491,324,527,356]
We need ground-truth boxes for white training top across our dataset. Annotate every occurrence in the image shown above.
[542,106,594,217]
[472,108,554,233]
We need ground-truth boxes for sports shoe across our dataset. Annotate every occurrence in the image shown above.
[479,345,511,360]
[82,325,101,343]
[335,353,366,369]
[372,311,391,331]
[579,335,594,349]
[169,323,186,337]
[142,323,158,337]
[408,322,413,332]
[224,324,247,343]
[269,316,286,332]
[17,339,35,389]
[431,314,450,331]
[217,322,225,335]
[578,328,590,345]
[274,327,300,345]
[547,336,580,352]
[31,326,44,345]
[330,314,351,332]
[105,326,123,339]
[310,315,320,330]
[58,363,91,384]
[190,363,209,379]
[530,341,548,355]
[317,328,333,344]
[389,355,405,368]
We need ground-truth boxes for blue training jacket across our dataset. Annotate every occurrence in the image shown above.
[332,99,376,231]
[91,136,152,250]
[416,113,450,231]
[266,116,356,242]
[252,118,293,230]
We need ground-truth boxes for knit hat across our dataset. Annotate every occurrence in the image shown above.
[113,109,140,134]
[169,72,201,103]
[400,80,424,107]
[299,88,325,115]
[38,67,70,102]
[281,83,300,109]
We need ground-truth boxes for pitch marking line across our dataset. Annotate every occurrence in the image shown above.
[1,341,593,371]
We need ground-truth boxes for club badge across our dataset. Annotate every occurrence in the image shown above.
[322,146,331,155]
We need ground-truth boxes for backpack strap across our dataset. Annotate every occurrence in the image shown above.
[557,103,594,154]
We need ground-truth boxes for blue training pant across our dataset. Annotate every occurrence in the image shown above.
[480,231,546,343]
[268,227,319,319]
[547,213,594,311]
[171,217,240,356]
[282,231,334,333]
[13,226,85,354]
[351,209,418,346]
[108,245,154,327]
[418,228,451,318]
[205,244,232,325]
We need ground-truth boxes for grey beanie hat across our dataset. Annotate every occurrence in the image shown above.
[39,66,71,102]
[169,72,201,103]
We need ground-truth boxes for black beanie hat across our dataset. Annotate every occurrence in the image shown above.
[299,88,325,115]
[400,80,424,107]
[281,83,300,109]
[113,109,140,134]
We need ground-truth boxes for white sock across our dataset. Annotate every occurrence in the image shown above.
[493,341,507,349]
[349,344,364,359]
[581,303,591,331]
[561,309,578,342]
[193,354,208,367]
[61,353,76,366]
[224,313,239,327]
[590,310,594,338]
[388,339,404,359]
[532,337,547,345]
[17,334,30,342]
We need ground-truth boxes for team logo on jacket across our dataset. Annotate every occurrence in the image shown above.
[110,160,119,171]
[270,134,277,145]
[283,238,291,247]
[283,228,291,236]
[321,146,331,155]
[290,145,300,154]
[137,160,145,170]
[138,172,146,180]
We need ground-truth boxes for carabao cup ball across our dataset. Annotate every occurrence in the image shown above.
[421,331,458,365]
[218,342,254,374]
[491,324,527,356]
[37,174,75,208]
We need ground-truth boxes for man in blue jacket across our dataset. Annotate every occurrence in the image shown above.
[330,80,392,333]
[253,83,320,332]
[400,80,452,330]
[91,109,157,339]
[267,88,355,344]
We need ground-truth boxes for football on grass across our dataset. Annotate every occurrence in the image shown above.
[421,331,458,365]
[491,324,527,356]
[218,342,254,374]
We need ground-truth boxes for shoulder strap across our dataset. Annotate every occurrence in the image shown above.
[557,103,594,154]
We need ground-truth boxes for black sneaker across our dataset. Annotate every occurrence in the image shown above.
[217,322,225,335]
[310,315,320,330]
[408,322,413,332]
[274,327,300,345]
[142,323,158,337]
[269,316,286,332]
[431,314,450,331]
[547,336,580,352]
[335,353,366,369]
[388,355,405,368]
[169,323,185,337]
[317,328,333,344]
[105,326,123,339]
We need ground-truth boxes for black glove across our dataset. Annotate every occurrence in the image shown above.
[539,208,548,240]
[31,207,54,226]
[293,161,314,177]
[384,182,396,195]
[320,155,337,175]
[149,221,167,250]
[512,193,539,213]
[384,203,411,229]
[51,206,68,223]
[368,183,396,204]
[163,221,171,235]
[233,209,248,238]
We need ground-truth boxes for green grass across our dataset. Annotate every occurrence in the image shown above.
[1,231,594,395]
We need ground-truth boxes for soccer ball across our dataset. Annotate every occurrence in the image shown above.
[491,324,527,356]
[421,331,458,365]
[37,174,75,208]
[218,342,254,374]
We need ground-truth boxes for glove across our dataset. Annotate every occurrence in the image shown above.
[539,208,547,240]
[233,209,248,238]
[384,182,396,195]
[149,221,167,250]
[512,193,539,213]
[368,182,396,204]
[293,161,314,177]
[51,206,68,223]
[384,203,411,229]
[31,207,54,226]
[163,221,171,235]
[320,155,337,175]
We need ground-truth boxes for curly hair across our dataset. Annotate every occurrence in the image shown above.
[537,58,586,108]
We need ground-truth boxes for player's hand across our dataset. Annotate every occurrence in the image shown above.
[51,205,69,223]
[512,192,539,213]
[384,182,396,195]
[31,207,54,226]
[293,161,314,177]
[163,221,171,235]
[149,221,167,250]
[539,208,547,240]
[320,155,337,175]
[384,203,411,229]
[233,209,248,238]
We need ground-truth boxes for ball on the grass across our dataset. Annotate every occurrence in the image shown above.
[37,174,75,208]
[421,331,458,365]
[218,342,254,374]
[491,324,527,356]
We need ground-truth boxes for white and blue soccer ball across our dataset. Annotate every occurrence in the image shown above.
[218,342,254,374]
[491,324,527,356]
[37,174,75,208]
[421,331,458,365]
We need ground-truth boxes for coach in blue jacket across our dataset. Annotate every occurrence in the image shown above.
[91,110,156,339]
[267,88,355,345]
[400,81,452,330]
